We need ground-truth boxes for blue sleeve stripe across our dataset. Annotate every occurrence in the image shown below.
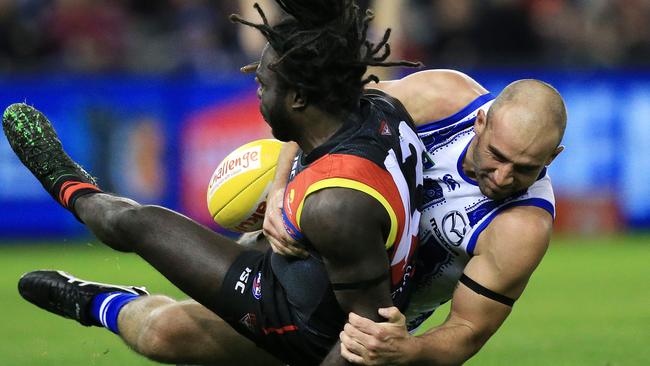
[417,93,494,133]
[281,208,304,241]
[466,198,555,256]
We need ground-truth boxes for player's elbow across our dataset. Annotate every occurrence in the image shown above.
[443,320,494,363]
[463,326,495,360]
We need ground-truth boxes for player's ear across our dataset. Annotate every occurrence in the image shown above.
[291,89,307,110]
[474,109,487,135]
[545,145,564,166]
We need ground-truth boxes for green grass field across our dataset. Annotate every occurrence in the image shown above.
[1,234,649,366]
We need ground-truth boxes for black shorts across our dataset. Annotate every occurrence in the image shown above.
[215,249,345,366]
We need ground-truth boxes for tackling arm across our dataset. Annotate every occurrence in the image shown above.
[411,206,552,364]
[341,205,553,365]
[300,187,395,366]
[370,69,488,125]
[262,142,307,256]
[269,141,299,196]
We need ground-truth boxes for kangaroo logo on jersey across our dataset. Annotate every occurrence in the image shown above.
[423,177,445,209]
[442,210,467,246]
[418,233,454,277]
[441,174,460,191]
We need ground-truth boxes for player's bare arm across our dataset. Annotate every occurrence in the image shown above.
[300,187,395,366]
[262,141,306,257]
[341,204,553,365]
[370,69,488,125]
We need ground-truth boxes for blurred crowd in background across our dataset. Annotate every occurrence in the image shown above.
[2,0,650,236]
[1,0,649,76]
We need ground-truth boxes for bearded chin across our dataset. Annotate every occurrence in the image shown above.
[268,108,297,142]
[271,127,293,142]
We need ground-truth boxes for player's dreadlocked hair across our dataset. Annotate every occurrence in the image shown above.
[231,0,421,112]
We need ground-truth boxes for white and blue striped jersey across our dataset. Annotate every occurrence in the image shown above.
[405,93,556,333]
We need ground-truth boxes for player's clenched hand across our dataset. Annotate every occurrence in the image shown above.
[340,307,413,365]
[263,187,308,258]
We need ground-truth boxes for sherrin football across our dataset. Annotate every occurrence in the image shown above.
[207,139,283,232]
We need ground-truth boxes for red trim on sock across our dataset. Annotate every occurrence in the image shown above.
[60,182,100,208]
[58,181,78,206]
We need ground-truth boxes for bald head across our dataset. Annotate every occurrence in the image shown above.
[467,79,566,200]
[489,79,567,147]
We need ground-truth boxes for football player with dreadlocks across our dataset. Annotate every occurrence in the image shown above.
[6,1,425,365]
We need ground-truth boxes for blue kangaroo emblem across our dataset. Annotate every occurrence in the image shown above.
[442,174,460,191]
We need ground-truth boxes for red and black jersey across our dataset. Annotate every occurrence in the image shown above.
[216,91,427,366]
[281,89,425,310]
